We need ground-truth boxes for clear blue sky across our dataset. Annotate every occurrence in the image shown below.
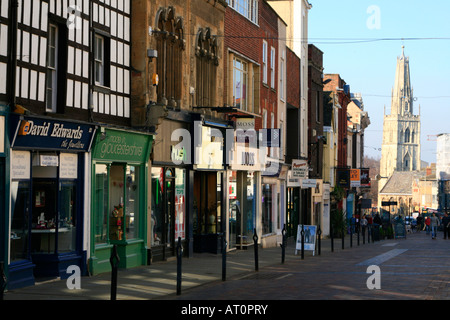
[308,0,450,165]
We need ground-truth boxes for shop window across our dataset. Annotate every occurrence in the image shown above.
[58,180,77,252]
[10,181,31,262]
[94,164,109,245]
[151,167,164,246]
[125,165,139,240]
[109,165,125,240]
[228,171,256,248]
[262,183,274,234]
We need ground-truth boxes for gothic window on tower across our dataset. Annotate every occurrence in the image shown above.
[404,153,411,171]
[411,130,415,143]
[155,7,185,107]
[404,128,410,143]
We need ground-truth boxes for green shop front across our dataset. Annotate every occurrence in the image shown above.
[89,128,153,275]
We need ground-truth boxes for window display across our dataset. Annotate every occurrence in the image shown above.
[10,181,31,262]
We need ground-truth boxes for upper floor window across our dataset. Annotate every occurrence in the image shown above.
[46,24,58,112]
[195,28,219,107]
[227,0,258,24]
[270,46,275,89]
[94,33,110,87]
[46,22,68,113]
[230,53,259,114]
[262,41,267,85]
[155,7,185,107]
[233,57,248,110]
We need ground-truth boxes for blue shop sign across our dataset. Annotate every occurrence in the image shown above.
[11,116,96,152]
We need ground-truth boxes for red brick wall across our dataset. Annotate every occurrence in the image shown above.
[286,47,300,109]
[224,0,279,131]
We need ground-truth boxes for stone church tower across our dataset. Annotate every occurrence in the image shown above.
[379,47,421,193]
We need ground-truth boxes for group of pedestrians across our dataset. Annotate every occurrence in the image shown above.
[420,212,450,240]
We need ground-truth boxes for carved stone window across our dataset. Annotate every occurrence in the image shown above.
[154,7,185,108]
[195,28,219,107]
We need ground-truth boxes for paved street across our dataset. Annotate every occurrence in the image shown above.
[170,231,450,301]
[3,230,449,303]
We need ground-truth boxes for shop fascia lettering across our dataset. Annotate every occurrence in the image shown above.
[20,120,83,139]
[170,120,278,171]
[99,135,143,159]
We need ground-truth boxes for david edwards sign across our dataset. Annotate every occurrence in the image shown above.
[12,116,95,152]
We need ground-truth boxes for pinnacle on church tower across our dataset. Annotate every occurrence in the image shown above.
[391,46,414,116]
[379,46,421,196]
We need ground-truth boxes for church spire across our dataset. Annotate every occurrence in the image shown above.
[391,46,413,116]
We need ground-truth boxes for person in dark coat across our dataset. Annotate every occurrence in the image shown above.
[442,213,450,239]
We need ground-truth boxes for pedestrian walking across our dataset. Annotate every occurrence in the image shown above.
[361,214,368,239]
[429,213,440,239]
[425,216,431,235]
[442,213,450,240]
[416,214,423,232]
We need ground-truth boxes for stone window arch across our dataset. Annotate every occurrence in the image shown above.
[195,27,219,107]
[154,7,185,108]
[404,128,410,143]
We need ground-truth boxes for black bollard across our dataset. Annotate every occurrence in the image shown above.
[110,245,120,301]
[222,234,227,281]
[176,237,183,295]
[362,226,366,245]
[281,225,287,264]
[368,225,371,243]
[0,261,7,300]
[341,225,345,250]
[301,225,305,260]
[350,226,353,248]
[253,229,259,271]
[330,223,334,252]
[357,223,360,246]
[317,225,322,256]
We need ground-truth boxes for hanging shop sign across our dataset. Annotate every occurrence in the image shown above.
[11,116,96,152]
[336,168,350,189]
[360,168,371,188]
[291,160,308,178]
[350,169,361,187]
[194,125,224,170]
[301,179,317,189]
[92,128,153,163]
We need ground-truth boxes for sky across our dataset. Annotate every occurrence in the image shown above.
[307,0,450,165]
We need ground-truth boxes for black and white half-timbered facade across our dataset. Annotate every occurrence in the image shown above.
[2,0,153,289]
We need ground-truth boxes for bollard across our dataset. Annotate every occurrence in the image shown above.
[281,225,287,264]
[176,237,183,295]
[357,224,360,246]
[301,225,305,260]
[317,225,322,256]
[222,233,227,281]
[350,227,353,248]
[253,229,259,271]
[362,226,366,245]
[330,223,334,252]
[341,225,345,250]
[0,261,7,300]
[368,225,371,243]
[110,245,120,301]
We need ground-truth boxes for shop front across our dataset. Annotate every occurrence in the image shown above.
[89,128,152,275]
[8,115,95,288]
[192,120,228,254]
[151,118,190,261]
[228,120,260,250]
[0,105,7,281]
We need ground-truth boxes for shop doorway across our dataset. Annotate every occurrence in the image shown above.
[151,167,176,261]
[286,187,300,238]
[193,171,223,253]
